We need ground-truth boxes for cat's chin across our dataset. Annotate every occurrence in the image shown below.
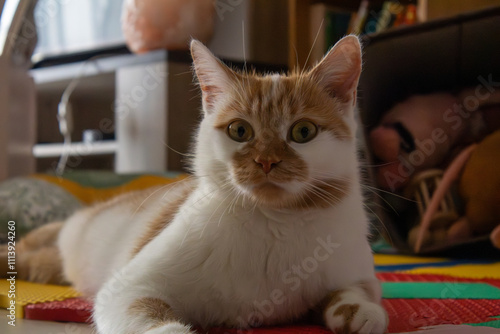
[245,181,299,209]
[252,182,285,195]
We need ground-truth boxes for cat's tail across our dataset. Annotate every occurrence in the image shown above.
[1,221,68,285]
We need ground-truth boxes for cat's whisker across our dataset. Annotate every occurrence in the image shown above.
[217,188,241,226]
[303,182,341,208]
[308,178,349,201]
[240,20,253,91]
[175,70,195,77]
[131,182,181,218]
[306,183,336,202]
[301,18,324,77]
[189,93,203,104]
[358,161,399,168]
[179,182,233,248]
[291,44,300,74]
[317,188,384,231]
[199,188,236,239]
[302,188,321,210]
[160,140,194,158]
[363,185,415,204]
[360,200,393,241]
[310,176,347,189]
[310,172,406,214]
[229,190,244,214]
[218,188,242,227]
[307,173,394,241]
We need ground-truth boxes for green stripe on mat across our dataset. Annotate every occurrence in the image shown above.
[466,316,500,329]
[382,282,500,299]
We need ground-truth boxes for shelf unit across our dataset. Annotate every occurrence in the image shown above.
[31,49,200,174]
[33,141,118,158]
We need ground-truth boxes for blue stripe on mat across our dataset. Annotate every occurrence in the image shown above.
[375,259,496,272]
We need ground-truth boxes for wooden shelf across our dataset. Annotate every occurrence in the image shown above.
[287,0,385,69]
[33,140,117,158]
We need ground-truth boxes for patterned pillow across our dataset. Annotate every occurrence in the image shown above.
[0,177,82,243]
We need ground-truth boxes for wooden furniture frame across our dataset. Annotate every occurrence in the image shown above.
[287,0,364,69]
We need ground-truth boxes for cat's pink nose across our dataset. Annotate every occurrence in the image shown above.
[254,157,281,174]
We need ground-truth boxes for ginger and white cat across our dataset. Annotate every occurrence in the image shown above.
[7,36,387,334]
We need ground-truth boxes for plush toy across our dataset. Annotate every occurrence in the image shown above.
[369,88,500,252]
[122,0,214,53]
[370,89,500,192]
[411,130,500,252]
[369,93,471,191]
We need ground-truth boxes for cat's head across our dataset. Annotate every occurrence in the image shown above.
[191,36,362,210]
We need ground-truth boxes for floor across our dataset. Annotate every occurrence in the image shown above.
[0,310,93,334]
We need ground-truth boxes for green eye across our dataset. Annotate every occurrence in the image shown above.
[227,120,254,142]
[290,120,318,143]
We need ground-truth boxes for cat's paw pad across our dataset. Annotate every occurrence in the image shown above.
[144,322,195,334]
[325,301,387,334]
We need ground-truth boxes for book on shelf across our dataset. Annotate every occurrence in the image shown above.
[351,1,418,35]
[308,1,419,66]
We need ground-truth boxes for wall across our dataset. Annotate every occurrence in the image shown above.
[209,0,289,66]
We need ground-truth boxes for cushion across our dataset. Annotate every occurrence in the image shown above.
[0,177,82,242]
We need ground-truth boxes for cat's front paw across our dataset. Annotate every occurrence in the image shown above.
[324,300,387,334]
[144,322,196,334]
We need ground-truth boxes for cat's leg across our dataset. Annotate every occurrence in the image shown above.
[128,297,194,334]
[94,268,196,334]
[0,221,66,284]
[95,294,195,334]
[320,279,387,334]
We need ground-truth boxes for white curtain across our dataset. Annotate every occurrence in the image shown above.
[34,0,125,57]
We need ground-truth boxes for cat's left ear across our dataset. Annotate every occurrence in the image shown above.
[191,39,234,114]
[308,35,362,104]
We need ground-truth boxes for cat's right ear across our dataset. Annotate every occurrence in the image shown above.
[191,40,234,114]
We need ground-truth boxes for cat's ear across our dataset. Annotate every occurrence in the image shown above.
[191,40,234,114]
[308,35,362,104]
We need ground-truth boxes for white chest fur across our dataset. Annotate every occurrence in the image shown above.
[126,185,376,328]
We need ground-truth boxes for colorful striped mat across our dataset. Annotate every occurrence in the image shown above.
[1,254,499,333]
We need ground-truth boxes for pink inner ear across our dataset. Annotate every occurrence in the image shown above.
[326,57,361,101]
[311,36,362,101]
[191,40,235,113]
[201,84,223,110]
[339,59,362,97]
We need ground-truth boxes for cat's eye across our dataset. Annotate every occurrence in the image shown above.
[290,120,318,143]
[227,120,254,142]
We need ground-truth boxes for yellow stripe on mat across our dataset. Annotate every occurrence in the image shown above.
[373,254,448,266]
[403,262,500,279]
[0,280,80,318]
